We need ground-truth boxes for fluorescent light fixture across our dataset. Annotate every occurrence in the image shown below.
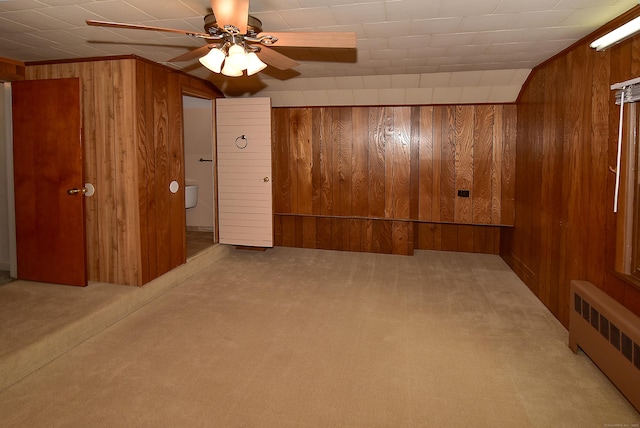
[591,16,640,51]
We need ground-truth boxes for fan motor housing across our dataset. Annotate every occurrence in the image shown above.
[204,14,263,36]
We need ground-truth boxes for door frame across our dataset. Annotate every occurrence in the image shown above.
[181,87,219,247]
[3,83,17,278]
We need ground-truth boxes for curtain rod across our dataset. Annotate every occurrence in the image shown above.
[611,76,640,90]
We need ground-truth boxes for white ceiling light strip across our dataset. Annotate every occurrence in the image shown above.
[591,16,640,51]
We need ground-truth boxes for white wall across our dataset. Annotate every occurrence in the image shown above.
[183,96,214,232]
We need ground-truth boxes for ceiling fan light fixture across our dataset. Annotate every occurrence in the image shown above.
[199,47,225,73]
[226,44,249,71]
[246,52,267,76]
[221,61,243,77]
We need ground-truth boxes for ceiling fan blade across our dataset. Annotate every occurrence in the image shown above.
[256,47,300,71]
[86,20,210,38]
[210,0,249,33]
[169,45,212,63]
[258,32,357,49]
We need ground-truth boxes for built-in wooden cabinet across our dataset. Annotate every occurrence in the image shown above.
[25,56,220,286]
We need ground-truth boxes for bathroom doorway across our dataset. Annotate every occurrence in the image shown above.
[182,95,215,258]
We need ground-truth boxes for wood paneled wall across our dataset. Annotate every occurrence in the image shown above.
[502,7,640,327]
[274,215,500,255]
[26,59,140,285]
[273,105,515,255]
[25,57,220,285]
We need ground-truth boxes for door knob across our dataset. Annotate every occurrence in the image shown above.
[67,187,87,195]
[263,177,270,182]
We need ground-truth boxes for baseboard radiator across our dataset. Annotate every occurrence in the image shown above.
[569,280,640,411]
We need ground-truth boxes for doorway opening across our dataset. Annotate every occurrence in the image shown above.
[182,95,216,258]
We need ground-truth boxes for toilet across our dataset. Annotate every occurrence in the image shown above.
[185,185,198,209]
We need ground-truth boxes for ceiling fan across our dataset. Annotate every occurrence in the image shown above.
[86,0,357,77]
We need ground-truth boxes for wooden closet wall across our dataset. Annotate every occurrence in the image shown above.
[25,56,220,286]
[273,104,516,256]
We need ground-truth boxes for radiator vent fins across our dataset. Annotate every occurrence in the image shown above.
[574,293,639,371]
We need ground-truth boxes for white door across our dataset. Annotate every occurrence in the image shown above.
[216,97,272,247]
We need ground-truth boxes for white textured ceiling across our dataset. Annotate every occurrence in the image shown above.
[0,0,637,105]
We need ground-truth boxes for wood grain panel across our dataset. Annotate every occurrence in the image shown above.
[114,59,139,285]
[78,61,98,281]
[152,64,171,276]
[293,108,313,214]
[338,108,353,216]
[454,106,474,224]
[392,221,413,255]
[559,45,592,324]
[288,109,300,213]
[431,107,443,222]
[273,108,291,213]
[491,106,503,224]
[311,109,323,215]
[352,107,369,217]
[538,61,563,310]
[349,218,362,252]
[392,107,411,220]
[587,47,610,288]
[440,106,456,222]
[369,108,386,218]
[362,219,373,253]
[500,105,517,225]
[414,223,500,254]
[457,225,475,253]
[167,71,185,270]
[138,61,156,283]
[441,223,459,252]
[473,105,493,224]
[383,108,395,218]
[409,107,421,221]
[418,106,434,222]
[317,217,332,249]
[92,60,119,283]
[320,108,334,215]
[331,216,343,250]
[302,216,317,248]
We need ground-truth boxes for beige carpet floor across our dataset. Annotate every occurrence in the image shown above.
[0,247,638,427]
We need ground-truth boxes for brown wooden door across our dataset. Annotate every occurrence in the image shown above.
[12,78,87,286]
